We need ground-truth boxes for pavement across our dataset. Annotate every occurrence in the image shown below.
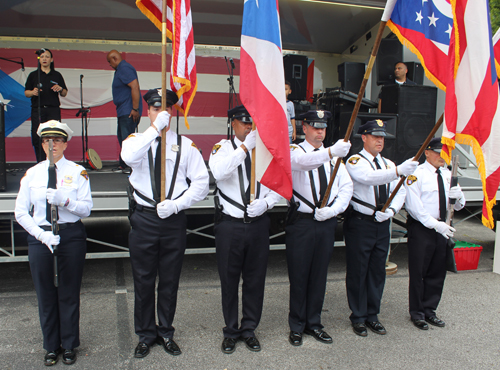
[1,210,499,370]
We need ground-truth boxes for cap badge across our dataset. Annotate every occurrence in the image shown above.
[376,119,384,127]
[157,88,162,97]
[317,110,325,119]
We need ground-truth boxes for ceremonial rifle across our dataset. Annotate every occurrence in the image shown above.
[48,140,59,287]
[446,155,459,225]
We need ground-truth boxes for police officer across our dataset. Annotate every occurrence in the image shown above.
[209,105,281,354]
[287,110,353,346]
[404,137,465,330]
[15,121,92,366]
[344,119,418,336]
[121,88,209,358]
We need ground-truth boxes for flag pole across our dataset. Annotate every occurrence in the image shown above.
[320,19,388,208]
[380,113,444,212]
[160,0,168,201]
[250,123,256,203]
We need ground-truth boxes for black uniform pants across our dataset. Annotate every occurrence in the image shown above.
[285,217,337,332]
[407,220,447,320]
[31,106,61,163]
[128,208,187,345]
[214,215,270,339]
[344,215,390,323]
[28,221,87,352]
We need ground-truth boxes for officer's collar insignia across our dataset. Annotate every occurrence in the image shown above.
[376,119,384,127]
[317,110,325,119]
[191,142,198,149]
[212,144,221,155]
[80,170,89,180]
[406,175,417,185]
[348,156,360,165]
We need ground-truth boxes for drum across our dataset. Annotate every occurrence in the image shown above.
[86,148,102,170]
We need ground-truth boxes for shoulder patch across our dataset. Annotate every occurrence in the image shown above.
[348,156,360,165]
[124,133,136,141]
[191,142,198,149]
[406,175,417,185]
[290,145,298,151]
[80,170,89,180]
[212,144,222,155]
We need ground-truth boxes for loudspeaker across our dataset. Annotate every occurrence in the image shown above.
[376,38,403,85]
[339,112,398,162]
[0,103,6,191]
[284,54,308,101]
[338,62,365,94]
[405,62,424,85]
[380,85,437,164]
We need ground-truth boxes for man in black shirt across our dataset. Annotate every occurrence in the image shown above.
[25,49,68,162]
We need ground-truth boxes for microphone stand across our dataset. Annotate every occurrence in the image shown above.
[225,56,238,139]
[75,74,90,164]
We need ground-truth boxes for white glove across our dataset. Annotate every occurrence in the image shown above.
[434,221,455,239]
[153,111,171,132]
[37,231,60,253]
[448,185,464,200]
[242,130,256,152]
[46,188,67,207]
[375,209,394,223]
[314,207,336,222]
[246,198,268,218]
[156,200,178,219]
[329,140,351,158]
[397,158,419,177]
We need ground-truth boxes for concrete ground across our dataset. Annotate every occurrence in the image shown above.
[1,210,499,370]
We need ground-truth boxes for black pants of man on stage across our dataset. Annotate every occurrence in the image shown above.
[407,218,447,320]
[285,217,337,332]
[128,207,187,345]
[344,215,390,323]
[214,215,270,339]
[28,221,87,352]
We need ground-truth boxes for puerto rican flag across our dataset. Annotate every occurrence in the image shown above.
[493,27,500,76]
[442,0,500,229]
[239,0,292,200]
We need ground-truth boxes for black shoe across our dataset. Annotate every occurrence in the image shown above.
[62,349,76,365]
[365,321,387,335]
[44,348,62,366]
[412,319,429,330]
[156,336,182,356]
[122,167,132,175]
[303,328,333,344]
[352,322,368,337]
[221,337,237,354]
[289,331,303,346]
[242,336,261,352]
[426,316,445,327]
[134,342,150,358]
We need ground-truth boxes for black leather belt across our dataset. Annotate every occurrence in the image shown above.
[297,212,315,220]
[221,213,265,224]
[351,210,375,222]
[135,204,157,214]
[40,220,81,231]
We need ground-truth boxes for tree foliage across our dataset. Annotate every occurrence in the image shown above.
[492,0,500,35]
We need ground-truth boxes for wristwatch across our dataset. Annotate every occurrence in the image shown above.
[132,108,139,112]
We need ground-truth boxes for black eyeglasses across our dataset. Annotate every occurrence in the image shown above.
[41,138,65,144]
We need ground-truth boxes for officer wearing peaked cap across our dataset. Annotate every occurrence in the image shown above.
[344,119,418,337]
[15,120,93,366]
[121,88,209,358]
[286,110,353,346]
[209,104,282,354]
[404,137,465,330]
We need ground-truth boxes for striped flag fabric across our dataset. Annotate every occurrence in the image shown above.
[239,0,292,199]
[442,0,500,229]
[136,0,197,129]
[493,27,500,76]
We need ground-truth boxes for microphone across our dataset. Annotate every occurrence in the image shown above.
[21,58,25,71]
[35,48,46,56]
[230,58,235,69]
[80,74,84,81]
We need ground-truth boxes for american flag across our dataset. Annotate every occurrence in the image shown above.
[239,0,292,199]
[136,0,197,129]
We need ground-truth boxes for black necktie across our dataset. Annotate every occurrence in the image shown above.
[245,152,251,202]
[437,168,447,221]
[154,137,162,202]
[314,148,328,203]
[46,164,57,223]
[373,157,387,205]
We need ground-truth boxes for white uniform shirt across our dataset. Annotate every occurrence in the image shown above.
[15,156,93,239]
[404,160,465,229]
[346,148,405,215]
[121,126,209,210]
[209,137,282,218]
[290,140,353,214]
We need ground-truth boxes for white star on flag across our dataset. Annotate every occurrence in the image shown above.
[416,11,423,24]
[0,93,11,111]
[445,23,452,38]
[428,12,439,27]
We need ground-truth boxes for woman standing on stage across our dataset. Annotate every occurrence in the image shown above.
[15,121,92,366]
[25,49,68,162]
